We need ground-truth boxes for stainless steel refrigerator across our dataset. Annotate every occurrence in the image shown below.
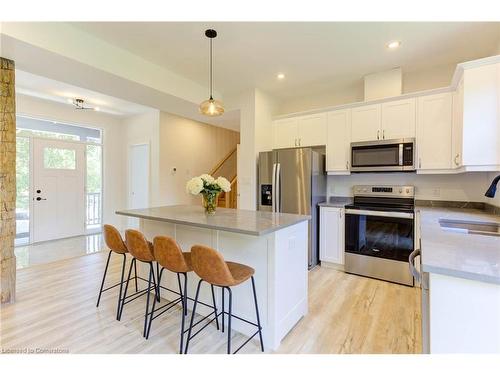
[258,148,326,269]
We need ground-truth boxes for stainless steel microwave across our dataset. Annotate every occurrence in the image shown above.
[350,138,415,172]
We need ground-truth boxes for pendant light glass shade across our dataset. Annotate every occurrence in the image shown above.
[200,29,224,117]
[199,97,224,116]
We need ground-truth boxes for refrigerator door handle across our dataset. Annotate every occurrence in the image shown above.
[276,163,281,213]
[271,163,277,213]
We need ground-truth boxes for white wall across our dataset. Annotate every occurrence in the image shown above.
[277,62,459,115]
[15,94,127,228]
[328,172,496,204]
[158,112,239,206]
[227,88,277,210]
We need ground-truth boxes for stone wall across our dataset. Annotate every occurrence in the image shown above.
[0,57,16,304]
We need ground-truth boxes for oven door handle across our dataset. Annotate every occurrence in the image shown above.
[345,208,414,219]
[408,248,421,283]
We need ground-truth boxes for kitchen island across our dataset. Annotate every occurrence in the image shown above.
[416,206,500,353]
[116,205,310,351]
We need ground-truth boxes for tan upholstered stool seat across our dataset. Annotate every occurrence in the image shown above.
[225,262,254,286]
[153,236,192,273]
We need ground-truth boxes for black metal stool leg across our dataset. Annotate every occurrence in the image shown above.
[226,287,232,354]
[118,257,135,321]
[211,284,220,330]
[115,254,127,319]
[178,272,188,354]
[96,250,112,307]
[134,257,138,292]
[251,276,264,352]
[155,262,161,302]
[221,287,225,333]
[184,279,203,354]
[143,262,155,337]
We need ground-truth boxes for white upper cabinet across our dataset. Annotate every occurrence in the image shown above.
[416,92,453,171]
[351,104,382,142]
[381,98,416,140]
[460,62,500,170]
[326,109,351,173]
[452,78,464,168]
[272,118,298,149]
[273,113,326,149]
[297,113,327,147]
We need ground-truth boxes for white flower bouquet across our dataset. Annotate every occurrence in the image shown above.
[186,174,231,214]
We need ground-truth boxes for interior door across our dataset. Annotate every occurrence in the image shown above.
[33,138,85,242]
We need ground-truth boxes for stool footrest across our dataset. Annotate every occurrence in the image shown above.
[121,285,156,306]
[148,297,183,321]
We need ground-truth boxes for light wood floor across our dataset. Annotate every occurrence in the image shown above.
[0,252,421,354]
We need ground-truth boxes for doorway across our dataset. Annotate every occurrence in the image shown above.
[15,116,103,248]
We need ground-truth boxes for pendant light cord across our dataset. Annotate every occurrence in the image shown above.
[209,37,213,100]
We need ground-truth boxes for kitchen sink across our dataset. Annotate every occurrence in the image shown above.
[439,219,500,237]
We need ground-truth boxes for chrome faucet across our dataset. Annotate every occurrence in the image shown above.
[485,174,500,198]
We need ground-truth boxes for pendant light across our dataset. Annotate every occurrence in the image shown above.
[199,29,224,116]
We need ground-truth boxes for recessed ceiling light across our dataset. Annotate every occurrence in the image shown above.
[277,73,285,80]
[387,41,401,50]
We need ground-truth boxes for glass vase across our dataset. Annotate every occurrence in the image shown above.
[202,192,219,214]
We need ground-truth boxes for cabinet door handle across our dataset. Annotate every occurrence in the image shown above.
[377,130,380,140]
[294,139,297,147]
[346,161,348,170]
[454,154,460,166]
[299,138,302,146]
[383,130,385,139]
[419,158,422,169]
[339,210,342,219]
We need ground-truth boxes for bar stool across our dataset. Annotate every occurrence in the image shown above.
[96,224,138,320]
[118,229,160,337]
[184,245,264,354]
[144,236,191,352]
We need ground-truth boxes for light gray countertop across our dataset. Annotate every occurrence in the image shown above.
[116,205,310,236]
[318,196,353,208]
[418,206,500,285]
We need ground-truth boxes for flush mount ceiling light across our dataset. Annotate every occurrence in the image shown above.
[199,29,224,117]
[387,40,401,50]
[70,98,98,111]
[277,73,285,80]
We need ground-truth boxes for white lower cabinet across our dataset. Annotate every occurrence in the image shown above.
[319,206,345,265]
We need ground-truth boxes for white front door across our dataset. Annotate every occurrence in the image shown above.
[128,143,149,227]
[33,138,86,242]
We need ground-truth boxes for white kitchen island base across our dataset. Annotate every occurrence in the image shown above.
[135,216,308,351]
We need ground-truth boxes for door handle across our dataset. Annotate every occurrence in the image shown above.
[35,197,47,201]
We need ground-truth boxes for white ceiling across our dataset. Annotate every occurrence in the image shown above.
[15,70,154,117]
[72,22,500,100]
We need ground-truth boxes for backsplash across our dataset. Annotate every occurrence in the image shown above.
[327,172,496,205]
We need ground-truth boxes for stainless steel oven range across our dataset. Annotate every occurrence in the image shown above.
[344,185,415,286]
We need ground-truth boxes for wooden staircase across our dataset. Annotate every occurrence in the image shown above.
[210,147,238,209]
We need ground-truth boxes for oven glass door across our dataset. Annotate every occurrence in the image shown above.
[345,210,414,261]
[351,144,400,167]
